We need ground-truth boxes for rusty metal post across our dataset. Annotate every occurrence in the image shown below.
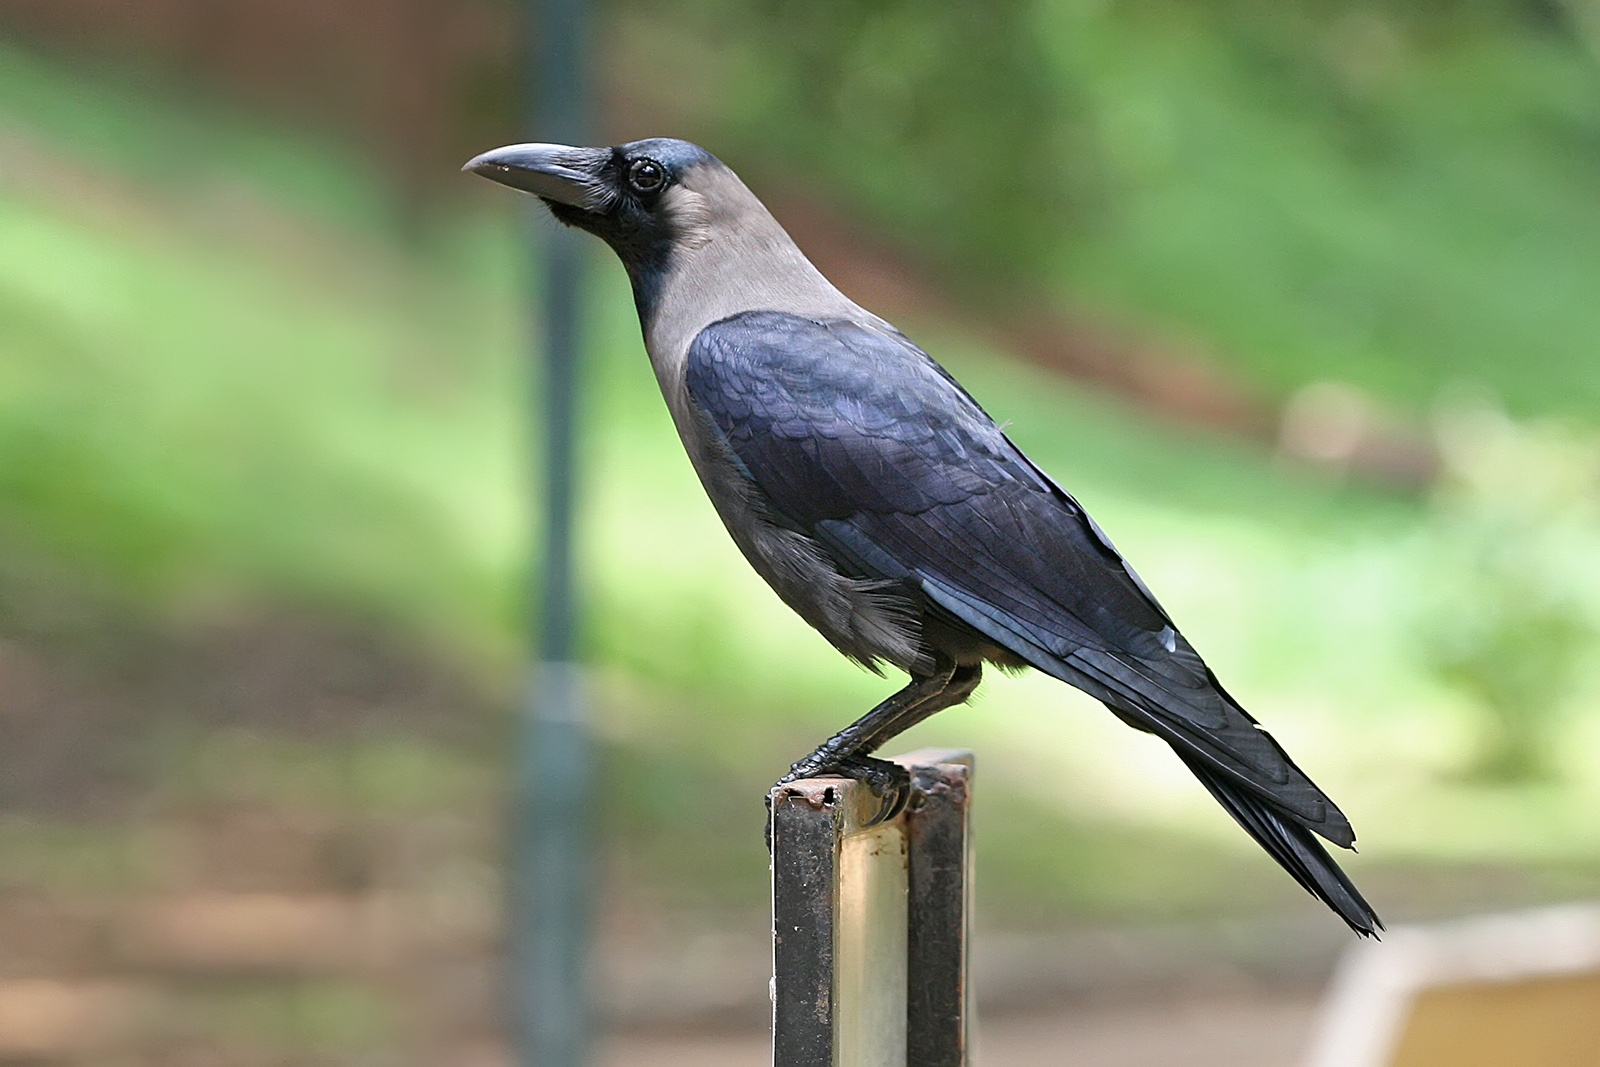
[903,751,975,1066]
[770,749,974,1067]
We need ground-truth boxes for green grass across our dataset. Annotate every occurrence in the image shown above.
[0,46,525,658]
[0,41,394,231]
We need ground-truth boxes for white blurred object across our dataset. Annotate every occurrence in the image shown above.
[1303,902,1600,1067]
[1278,380,1438,488]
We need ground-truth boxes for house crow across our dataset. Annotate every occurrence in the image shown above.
[466,138,1380,936]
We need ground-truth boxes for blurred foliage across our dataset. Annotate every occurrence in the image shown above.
[0,42,524,660]
[5,3,1600,931]
[718,0,1080,285]
[620,0,1600,419]
[1421,398,1600,781]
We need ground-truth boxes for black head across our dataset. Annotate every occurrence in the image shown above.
[464,137,721,273]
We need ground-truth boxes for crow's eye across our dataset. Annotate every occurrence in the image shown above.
[627,158,666,194]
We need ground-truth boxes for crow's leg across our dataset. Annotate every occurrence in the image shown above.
[780,658,960,781]
[773,659,981,826]
[855,662,981,752]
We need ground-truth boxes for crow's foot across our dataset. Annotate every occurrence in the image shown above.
[770,753,911,829]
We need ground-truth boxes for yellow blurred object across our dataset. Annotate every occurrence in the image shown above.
[1389,972,1600,1067]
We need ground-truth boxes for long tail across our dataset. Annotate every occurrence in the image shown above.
[1176,750,1382,937]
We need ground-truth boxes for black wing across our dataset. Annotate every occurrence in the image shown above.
[686,310,1379,935]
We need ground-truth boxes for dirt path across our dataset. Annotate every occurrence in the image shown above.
[600,994,1319,1067]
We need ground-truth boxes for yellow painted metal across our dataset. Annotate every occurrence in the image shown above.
[835,819,909,1067]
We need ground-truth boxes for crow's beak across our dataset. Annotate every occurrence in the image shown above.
[462,142,612,211]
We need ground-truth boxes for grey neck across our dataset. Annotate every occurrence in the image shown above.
[632,168,880,404]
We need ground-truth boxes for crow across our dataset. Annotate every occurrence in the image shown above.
[466,137,1380,935]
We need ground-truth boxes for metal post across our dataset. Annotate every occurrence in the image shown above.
[903,753,975,1066]
[516,0,591,1064]
[770,749,975,1067]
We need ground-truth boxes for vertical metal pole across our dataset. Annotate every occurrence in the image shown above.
[517,0,590,1064]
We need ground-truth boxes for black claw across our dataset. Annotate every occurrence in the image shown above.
[770,754,911,832]
[838,755,911,825]
[865,783,908,826]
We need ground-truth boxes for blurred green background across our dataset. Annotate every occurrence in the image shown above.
[2,0,1600,1061]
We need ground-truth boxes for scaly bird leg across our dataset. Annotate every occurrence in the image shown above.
[773,659,983,826]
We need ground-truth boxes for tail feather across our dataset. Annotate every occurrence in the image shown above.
[1177,750,1383,937]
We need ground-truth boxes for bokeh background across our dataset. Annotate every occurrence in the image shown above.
[2,1,1600,1063]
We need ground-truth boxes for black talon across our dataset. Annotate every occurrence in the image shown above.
[835,755,911,825]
